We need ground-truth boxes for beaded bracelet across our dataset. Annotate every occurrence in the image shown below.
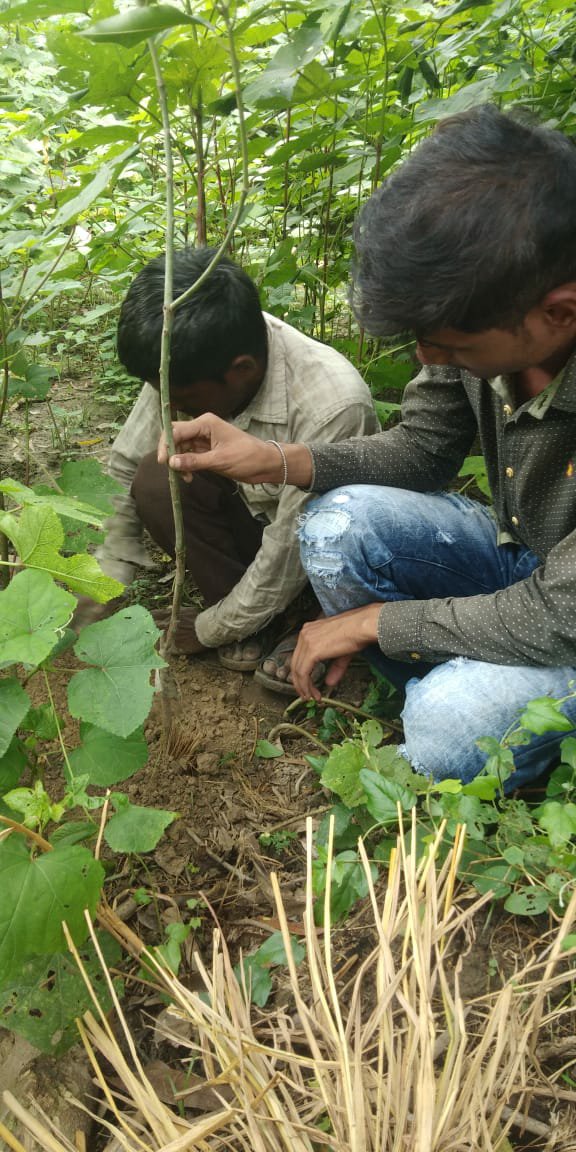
[260,439,288,496]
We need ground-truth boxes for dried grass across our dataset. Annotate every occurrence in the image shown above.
[4,815,576,1151]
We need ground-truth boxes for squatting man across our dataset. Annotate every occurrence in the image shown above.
[158,105,576,790]
[94,247,377,692]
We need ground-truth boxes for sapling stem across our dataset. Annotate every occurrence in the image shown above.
[147,2,250,734]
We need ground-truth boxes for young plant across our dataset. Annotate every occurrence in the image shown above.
[0,474,175,1053]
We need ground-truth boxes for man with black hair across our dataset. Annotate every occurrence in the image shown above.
[158,106,576,788]
[98,247,377,688]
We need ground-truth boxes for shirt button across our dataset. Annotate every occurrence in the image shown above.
[503,404,513,416]
[409,652,421,661]
[511,515,519,527]
[505,466,514,478]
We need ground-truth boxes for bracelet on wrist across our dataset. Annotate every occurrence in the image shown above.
[260,439,288,496]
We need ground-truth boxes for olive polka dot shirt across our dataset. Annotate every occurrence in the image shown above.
[307,354,576,668]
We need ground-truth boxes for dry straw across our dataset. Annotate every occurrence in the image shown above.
[4,814,576,1151]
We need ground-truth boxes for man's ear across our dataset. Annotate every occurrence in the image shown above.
[539,283,576,330]
[228,354,260,377]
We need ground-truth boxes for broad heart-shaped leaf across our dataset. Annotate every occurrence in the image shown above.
[0,570,75,669]
[84,5,214,48]
[0,477,109,527]
[320,741,368,808]
[518,696,574,736]
[0,503,123,602]
[0,935,120,1056]
[104,801,176,853]
[54,459,123,515]
[359,769,417,824]
[68,723,148,787]
[0,679,31,758]
[0,837,104,985]
[69,607,164,737]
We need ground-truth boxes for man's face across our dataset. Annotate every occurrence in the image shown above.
[166,357,265,420]
[414,324,545,378]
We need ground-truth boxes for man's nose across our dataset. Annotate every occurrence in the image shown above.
[416,342,453,366]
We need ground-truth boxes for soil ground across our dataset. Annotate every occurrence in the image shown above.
[2,379,576,1150]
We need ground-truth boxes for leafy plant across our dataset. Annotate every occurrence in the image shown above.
[310,700,576,922]
[0,475,175,1052]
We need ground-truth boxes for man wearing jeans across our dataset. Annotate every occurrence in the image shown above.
[159,105,576,789]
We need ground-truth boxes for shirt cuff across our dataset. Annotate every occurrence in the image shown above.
[377,600,431,664]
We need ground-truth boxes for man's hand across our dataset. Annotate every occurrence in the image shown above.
[290,604,383,701]
[157,413,313,487]
[151,605,209,655]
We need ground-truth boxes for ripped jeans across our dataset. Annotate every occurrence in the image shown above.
[298,486,576,789]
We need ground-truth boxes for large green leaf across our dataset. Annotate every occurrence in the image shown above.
[83,5,214,48]
[68,607,164,737]
[320,741,367,807]
[52,459,124,515]
[68,723,148,786]
[105,799,176,853]
[0,503,123,602]
[359,770,417,824]
[0,569,76,669]
[0,935,121,1055]
[0,477,109,526]
[0,679,31,758]
[0,0,90,23]
[47,144,139,235]
[0,836,104,985]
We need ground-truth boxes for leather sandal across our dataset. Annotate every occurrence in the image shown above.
[254,632,325,697]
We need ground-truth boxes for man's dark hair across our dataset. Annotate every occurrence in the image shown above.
[117,247,268,388]
[351,104,576,337]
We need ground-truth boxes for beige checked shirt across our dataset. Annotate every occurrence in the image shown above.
[99,313,378,647]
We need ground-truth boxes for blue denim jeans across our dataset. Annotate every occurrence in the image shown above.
[298,486,576,790]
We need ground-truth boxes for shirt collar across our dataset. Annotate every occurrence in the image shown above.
[233,314,288,429]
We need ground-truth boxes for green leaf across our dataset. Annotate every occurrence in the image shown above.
[536,801,576,848]
[0,477,109,526]
[518,696,574,736]
[68,723,148,786]
[255,931,305,967]
[83,5,213,48]
[0,935,121,1055]
[104,801,176,853]
[0,739,29,795]
[504,888,551,917]
[462,775,500,800]
[559,736,576,772]
[0,837,104,985]
[0,679,31,757]
[22,703,60,740]
[69,607,164,737]
[4,781,65,829]
[254,738,284,759]
[0,0,89,24]
[359,769,417,824]
[321,741,367,807]
[244,26,325,105]
[0,570,75,669]
[238,955,272,1007]
[49,459,123,516]
[47,145,140,235]
[0,503,123,602]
